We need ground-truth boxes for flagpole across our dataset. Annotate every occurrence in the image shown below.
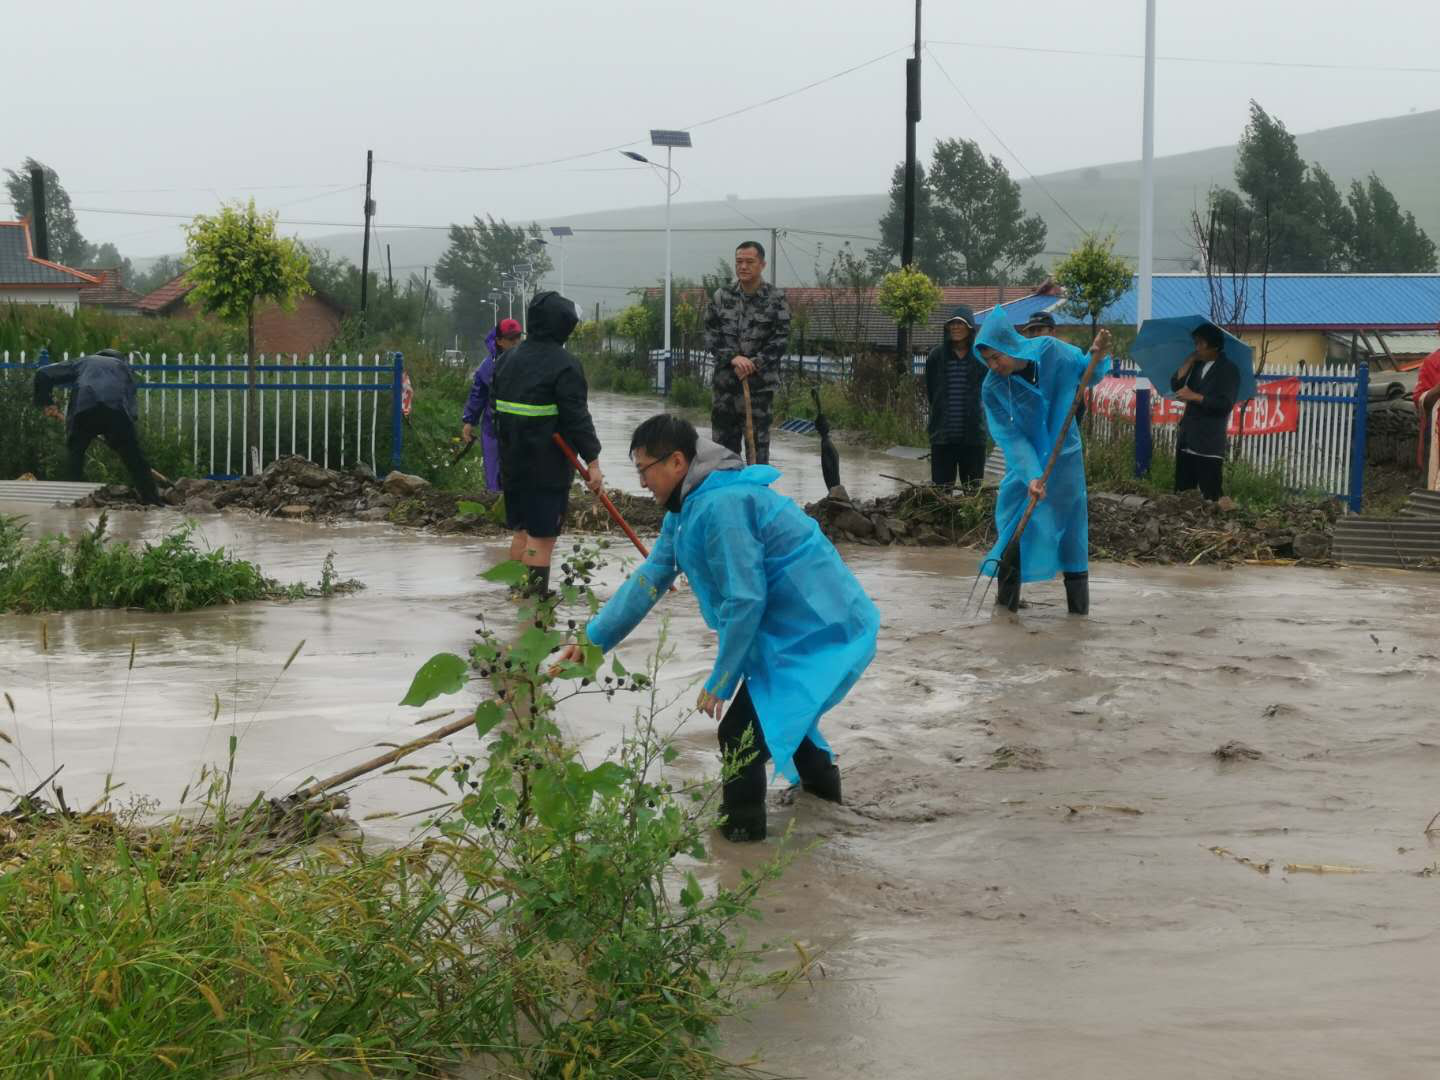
[1135,0,1157,477]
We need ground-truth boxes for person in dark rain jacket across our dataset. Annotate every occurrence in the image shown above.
[491,291,603,597]
[1170,322,1241,502]
[923,305,987,487]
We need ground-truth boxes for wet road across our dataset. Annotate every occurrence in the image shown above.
[3,487,1440,1078]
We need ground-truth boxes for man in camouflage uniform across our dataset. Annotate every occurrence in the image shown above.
[704,240,791,464]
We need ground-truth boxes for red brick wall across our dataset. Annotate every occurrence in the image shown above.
[252,295,343,356]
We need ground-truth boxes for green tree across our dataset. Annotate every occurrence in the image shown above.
[4,157,96,267]
[1053,233,1132,333]
[613,304,652,365]
[435,216,552,346]
[184,200,311,473]
[870,139,1047,285]
[876,265,942,369]
[1347,173,1438,272]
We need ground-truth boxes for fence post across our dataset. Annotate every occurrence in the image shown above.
[1134,383,1153,478]
[1348,360,1368,513]
[37,346,50,367]
[390,351,405,471]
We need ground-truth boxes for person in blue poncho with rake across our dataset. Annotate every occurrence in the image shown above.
[973,306,1112,615]
[553,414,880,843]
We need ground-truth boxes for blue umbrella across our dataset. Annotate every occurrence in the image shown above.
[1131,316,1256,402]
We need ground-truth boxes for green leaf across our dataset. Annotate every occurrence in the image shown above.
[583,762,629,799]
[456,500,487,518]
[680,872,703,909]
[511,626,564,671]
[472,700,504,738]
[610,655,628,678]
[481,560,528,586]
[398,652,469,706]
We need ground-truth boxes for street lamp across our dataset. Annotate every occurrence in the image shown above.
[511,261,535,330]
[549,226,573,295]
[622,128,691,392]
[501,276,517,320]
[486,290,503,329]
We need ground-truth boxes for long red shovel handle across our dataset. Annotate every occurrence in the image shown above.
[552,433,651,558]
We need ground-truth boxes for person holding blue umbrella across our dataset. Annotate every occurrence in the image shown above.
[1169,322,1242,501]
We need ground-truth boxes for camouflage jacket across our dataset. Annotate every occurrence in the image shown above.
[704,281,790,393]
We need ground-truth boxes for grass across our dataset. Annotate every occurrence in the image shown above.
[0,544,786,1077]
[0,513,361,613]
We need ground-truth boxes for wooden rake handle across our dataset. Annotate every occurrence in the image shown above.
[741,378,758,466]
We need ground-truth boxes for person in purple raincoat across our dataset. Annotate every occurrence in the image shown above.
[461,318,523,491]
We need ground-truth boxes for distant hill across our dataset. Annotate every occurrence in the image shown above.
[184,108,1440,319]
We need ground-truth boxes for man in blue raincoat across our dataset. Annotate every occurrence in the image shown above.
[554,414,880,842]
[973,307,1112,615]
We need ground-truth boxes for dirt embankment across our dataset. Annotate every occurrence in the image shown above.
[72,456,667,538]
[804,483,1338,566]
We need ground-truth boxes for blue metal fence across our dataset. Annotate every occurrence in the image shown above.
[1,350,405,477]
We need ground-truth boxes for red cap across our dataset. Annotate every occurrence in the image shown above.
[498,318,523,337]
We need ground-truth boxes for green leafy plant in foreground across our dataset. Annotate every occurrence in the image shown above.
[0,541,785,1077]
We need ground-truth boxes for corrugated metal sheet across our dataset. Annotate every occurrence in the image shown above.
[1050,274,1440,330]
[0,480,104,505]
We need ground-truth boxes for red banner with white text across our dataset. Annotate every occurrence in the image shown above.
[1086,376,1300,436]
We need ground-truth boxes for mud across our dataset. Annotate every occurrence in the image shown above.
[807,484,1340,566]
[3,500,1440,1079]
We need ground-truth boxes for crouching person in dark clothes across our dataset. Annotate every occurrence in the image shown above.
[33,349,162,505]
[492,292,603,598]
[553,415,880,842]
[1171,321,1241,501]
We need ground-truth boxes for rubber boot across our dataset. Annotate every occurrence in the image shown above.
[995,544,1021,613]
[793,741,843,804]
[522,565,552,602]
[1063,571,1089,615]
[719,803,767,843]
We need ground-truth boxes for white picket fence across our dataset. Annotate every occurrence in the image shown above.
[1,351,403,477]
[1089,361,1368,507]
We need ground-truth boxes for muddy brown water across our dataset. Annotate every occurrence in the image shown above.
[4,417,1440,1077]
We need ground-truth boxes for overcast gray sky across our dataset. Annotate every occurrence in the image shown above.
[9,0,1439,259]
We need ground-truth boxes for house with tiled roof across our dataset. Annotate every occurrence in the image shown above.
[77,267,142,315]
[137,272,350,354]
[0,219,100,313]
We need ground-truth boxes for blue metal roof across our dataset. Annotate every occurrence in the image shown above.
[976,293,1057,323]
[1045,274,1440,330]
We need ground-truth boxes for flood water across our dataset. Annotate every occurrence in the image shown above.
[4,414,1440,1077]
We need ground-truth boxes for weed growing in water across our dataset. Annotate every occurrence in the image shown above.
[0,514,363,612]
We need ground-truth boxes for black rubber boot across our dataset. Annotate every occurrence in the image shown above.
[1063,571,1089,615]
[719,803,767,843]
[995,544,1021,612]
[793,740,843,804]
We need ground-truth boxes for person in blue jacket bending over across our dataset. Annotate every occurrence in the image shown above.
[553,414,880,843]
[973,306,1112,615]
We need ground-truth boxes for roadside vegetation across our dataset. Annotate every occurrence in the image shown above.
[0,545,786,1077]
[0,513,361,613]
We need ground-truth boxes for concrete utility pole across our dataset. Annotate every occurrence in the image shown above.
[1135,0,1157,477]
[898,0,921,370]
[360,150,374,323]
[771,227,779,286]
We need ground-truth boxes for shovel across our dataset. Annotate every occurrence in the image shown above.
[741,379,758,466]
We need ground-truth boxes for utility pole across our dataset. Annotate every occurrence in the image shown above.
[1135,0,1157,477]
[359,149,374,324]
[385,243,394,296]
[897,0,922,373]
[28,166,49,260]
[771,227,779,286]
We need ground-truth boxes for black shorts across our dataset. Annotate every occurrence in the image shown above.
[504,489,569,538]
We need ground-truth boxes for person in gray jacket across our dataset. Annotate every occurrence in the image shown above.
[1170,322,1241,501]
[33,349,162,505]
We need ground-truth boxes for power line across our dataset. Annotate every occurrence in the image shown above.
[924,46,1087,236]
[377,44,908,175]
[926,39,1440,75]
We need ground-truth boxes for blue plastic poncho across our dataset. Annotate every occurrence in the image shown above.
[974,306,1111,582]
[585,441,880,781]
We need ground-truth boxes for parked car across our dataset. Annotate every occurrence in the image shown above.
[441,349,467,368]
[1369,367,1419,402]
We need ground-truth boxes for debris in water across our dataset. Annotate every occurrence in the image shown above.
[1208,845,1272,875]
[1214,740,1263,761]
[988,744,1049,770]
[1063,803,1143,816]
[1283,862,1371,875]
